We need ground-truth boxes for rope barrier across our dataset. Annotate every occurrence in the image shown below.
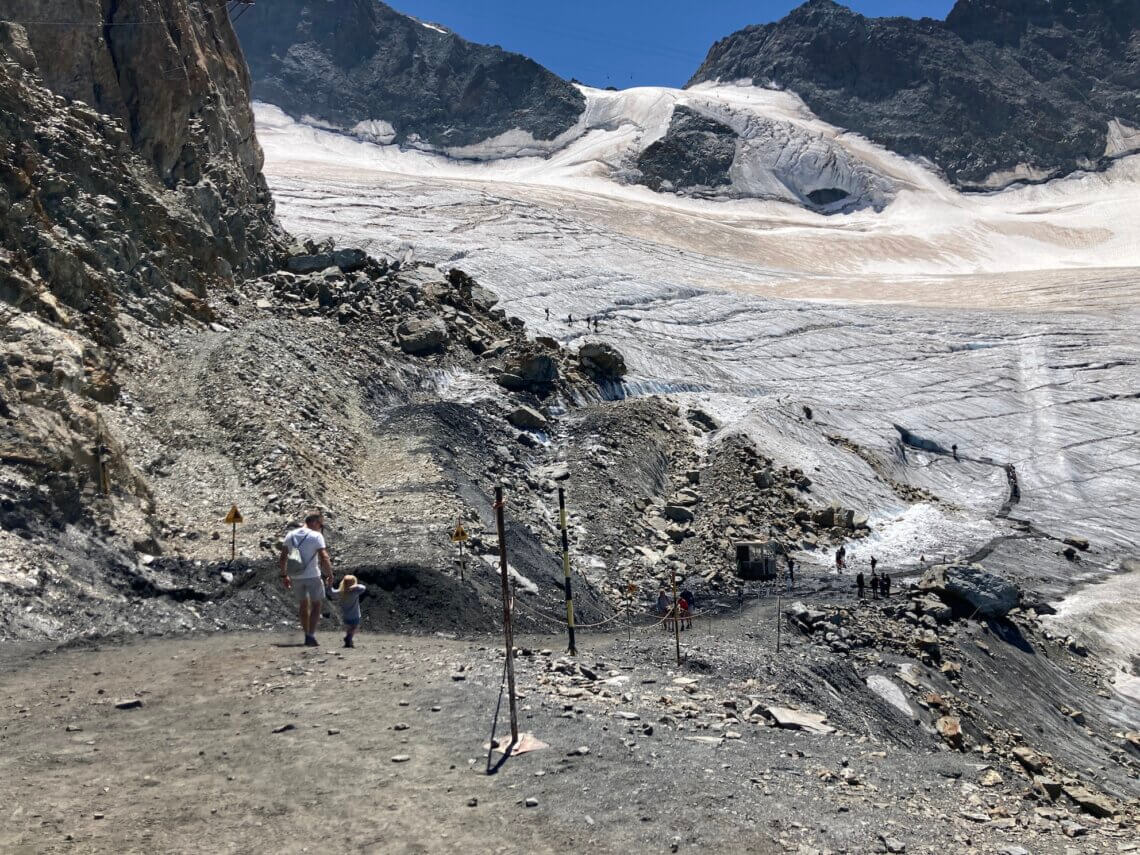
[510,592,720,633]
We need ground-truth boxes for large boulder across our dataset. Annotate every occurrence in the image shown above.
[499,350,558,390]
[396,316,448,355]
[578,342,627,378]
[507,406,548,431]
[662,504,694,524]
[286,247,369,274]
[917,562,1020,619]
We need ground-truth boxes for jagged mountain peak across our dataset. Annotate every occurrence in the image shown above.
[689,0,1140,187]
[234,0,585,150]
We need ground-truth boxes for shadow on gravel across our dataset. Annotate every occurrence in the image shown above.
[986,617,1035,654]
[349,561,502,635]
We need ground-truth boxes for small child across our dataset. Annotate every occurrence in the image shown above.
[326,574,367,648]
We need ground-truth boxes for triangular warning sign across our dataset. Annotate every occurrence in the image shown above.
[450,523,468,543]
[224,505,243,525]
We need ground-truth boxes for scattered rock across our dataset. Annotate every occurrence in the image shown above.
[1062,784,1116,818]
[1061,819,1087,837]
[114,699,144,710]
[397,316,448,355]
[1012,745,1047,773]
[1032,776,1061,800]
[978,768,1002,787]
[764,707,836,735]
[507,405,548,431]
[271,724,295,734]
[391,754,411,763]
[662,504,694,524]
[936,716,963,750]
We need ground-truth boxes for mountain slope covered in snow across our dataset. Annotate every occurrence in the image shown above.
[234,0,584,148]
[690,0,1140,188]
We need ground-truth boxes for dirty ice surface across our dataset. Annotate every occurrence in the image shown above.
[253,82,1140,666]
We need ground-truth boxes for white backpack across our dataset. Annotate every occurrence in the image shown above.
[285,530,311,574]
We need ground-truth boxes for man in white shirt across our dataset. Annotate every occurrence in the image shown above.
[279,512,333,646]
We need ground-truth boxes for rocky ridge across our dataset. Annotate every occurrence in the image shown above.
[689,0,1140,188]
[234,0,585,151]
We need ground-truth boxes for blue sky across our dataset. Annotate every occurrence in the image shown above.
[388,1,957,88]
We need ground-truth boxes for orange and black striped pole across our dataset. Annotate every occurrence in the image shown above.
[558,487,577,656]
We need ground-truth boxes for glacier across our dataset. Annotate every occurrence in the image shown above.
[252,81,1140,687]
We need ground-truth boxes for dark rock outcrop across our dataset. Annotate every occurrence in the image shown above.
[689,0,1140,187]
[636,107,737,193]
[235,0,585,149]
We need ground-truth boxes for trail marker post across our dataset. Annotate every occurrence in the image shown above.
[223,504,243,562]
[493,487,519,744]
[671,565,681,666]
[450,521,469,581]
[557,487,577,656]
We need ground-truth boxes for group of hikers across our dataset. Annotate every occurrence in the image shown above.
[655,587,696,630]
[854,554,892,600]
[544,307,601,331]
[278,512,366,649]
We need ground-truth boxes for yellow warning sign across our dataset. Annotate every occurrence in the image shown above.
[626,583,639,595]
[224,505,243,525]
[450,523,469,543]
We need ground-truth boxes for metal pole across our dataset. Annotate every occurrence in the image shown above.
[671,565,681,666]
[231,521,236,562]
[494,487,519,743]
[558,487,577,656]
[776,593,782,654]
[95,432,107,495]
[459,540,466,582]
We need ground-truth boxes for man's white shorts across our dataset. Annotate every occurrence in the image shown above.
[293,577,325,602]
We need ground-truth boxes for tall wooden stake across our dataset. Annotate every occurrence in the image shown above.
[776,593,782,654]
[494,486,519,744]
[557,487,577,656]
[671,565,681,666]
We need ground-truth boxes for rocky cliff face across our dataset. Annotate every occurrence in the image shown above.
[689,0,1140,188]
[234,0,585,149]
[4,0,280,269]
[0,3,285,634]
